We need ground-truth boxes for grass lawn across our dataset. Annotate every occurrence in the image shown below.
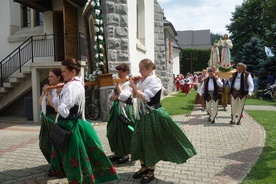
[241,110,276,184]
[161,90,197,115]
[245,97,276,106]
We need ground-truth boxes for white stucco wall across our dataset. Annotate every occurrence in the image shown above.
[0,1,18,61]
[173,48,181,75]
[128,0,155,76]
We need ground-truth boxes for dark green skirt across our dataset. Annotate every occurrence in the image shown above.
[107,102,135,156]
[50,118,120,183]
[39,113,55,164]
[131,107,197,167]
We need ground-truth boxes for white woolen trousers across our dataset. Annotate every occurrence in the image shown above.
[231,95,246,123]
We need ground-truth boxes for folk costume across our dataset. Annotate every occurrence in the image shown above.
[131,74,197,167]
[199,76,223,123]
[39,89,57,164]
[229,71,253,125]
[107,80,135,163]
[174,75,181,91]
[182,77,192,94]
[51,76,119,183]
[220,79,231,110]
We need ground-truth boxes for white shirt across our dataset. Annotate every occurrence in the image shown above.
[233,72,254,96]
[199,77,223,96]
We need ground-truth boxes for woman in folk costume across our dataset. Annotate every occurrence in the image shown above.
[107,63,136,165]
[129,58,197,183]
[182,74,192,95]
[39,68,63,177]
[209,43,220,67]
[217,33,233,66]
[50,58,119,183]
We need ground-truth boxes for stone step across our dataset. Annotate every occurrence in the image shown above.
[3,82,14,88]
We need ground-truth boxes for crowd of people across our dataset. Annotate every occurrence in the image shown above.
[38,53,273,183]
[39,57,197,184]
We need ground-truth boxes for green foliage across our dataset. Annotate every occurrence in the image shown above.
[242,110,276,184]
[180,49,210,75]
[238,37,265,75]
[227,0,266,58]
[210,33,222,45]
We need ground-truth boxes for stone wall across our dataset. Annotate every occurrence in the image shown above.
[153,0,174,96]
[100,0,129,121]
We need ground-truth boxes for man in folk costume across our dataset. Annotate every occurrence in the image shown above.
[229,62,254,125]
[199,68,223,123]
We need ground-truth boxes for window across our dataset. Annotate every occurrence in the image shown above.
[136,0,146,51]
[22,5,31,27]
[35,11,44,26]
[21,5,44,28]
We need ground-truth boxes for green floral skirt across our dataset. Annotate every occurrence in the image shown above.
[131,107,197,167]
[107,102,135,156]
[39,113,55,164]
[51,118,120,184]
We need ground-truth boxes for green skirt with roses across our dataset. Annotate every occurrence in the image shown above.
[50,118,120,184]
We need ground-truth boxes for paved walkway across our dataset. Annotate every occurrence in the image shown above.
[0,102,273,184]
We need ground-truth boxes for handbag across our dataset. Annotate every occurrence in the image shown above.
[50,123,73,149]
[118,114,131,125]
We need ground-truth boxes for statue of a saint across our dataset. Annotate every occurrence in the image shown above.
[217,34,233,66]
[209,43,220,67]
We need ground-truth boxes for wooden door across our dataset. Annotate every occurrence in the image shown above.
[63,0,78,60]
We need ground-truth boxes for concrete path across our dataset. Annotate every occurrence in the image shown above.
[0,103,271,184]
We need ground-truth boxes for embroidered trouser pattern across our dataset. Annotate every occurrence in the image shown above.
[206,99,218,121]
[231,95,246,123]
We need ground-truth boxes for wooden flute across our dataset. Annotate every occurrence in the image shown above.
[46,76,142,89]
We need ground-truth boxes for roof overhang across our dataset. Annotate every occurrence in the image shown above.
[14,0,52,12]
[14,0,87,12]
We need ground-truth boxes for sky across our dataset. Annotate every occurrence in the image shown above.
[158,0,244,35]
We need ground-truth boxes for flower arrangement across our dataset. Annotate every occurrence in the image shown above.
[84,0,106,82]
[217,62,234,72]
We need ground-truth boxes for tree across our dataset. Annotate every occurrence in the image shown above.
[180,49,209,75]
[227,0,265,59]
[239,37,265,76]
[210,33,222,45]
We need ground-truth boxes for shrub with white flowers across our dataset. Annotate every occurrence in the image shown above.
[84,0,106,82]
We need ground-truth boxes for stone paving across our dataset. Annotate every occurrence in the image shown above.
[0,103,272,184]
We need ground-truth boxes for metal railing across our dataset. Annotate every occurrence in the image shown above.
[0,33,86,87]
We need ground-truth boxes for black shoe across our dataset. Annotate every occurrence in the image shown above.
[108,155,120,162]
[208,118,211,121]
[236,121,241,125]
[48,169,55,177]
[223,107,227,111]
[230,120,235,124]
[211,119,215,124]
[140,169,155,183]
[116,155,129,164]
[133,168,149,179]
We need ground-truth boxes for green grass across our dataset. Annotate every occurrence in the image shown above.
[241,110,276,184]
[245,97,276,106]
[161,90,197,115]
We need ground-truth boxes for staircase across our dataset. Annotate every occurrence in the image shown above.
[0,33,86,113]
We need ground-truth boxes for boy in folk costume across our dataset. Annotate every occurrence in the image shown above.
[199,68,223,123]
[229,62,254,125]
